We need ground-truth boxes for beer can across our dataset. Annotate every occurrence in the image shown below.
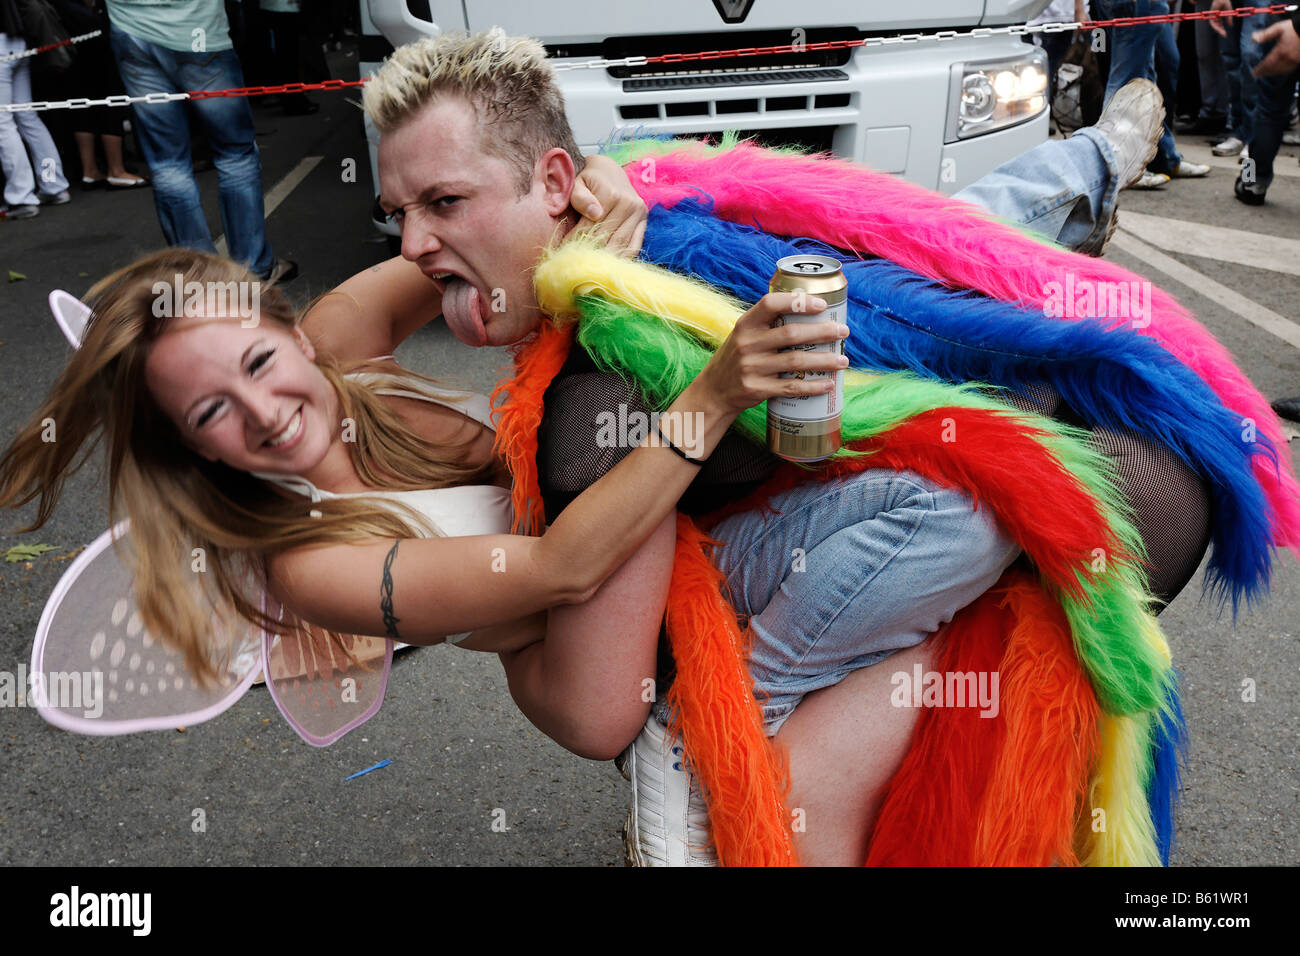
[767,254,848,462]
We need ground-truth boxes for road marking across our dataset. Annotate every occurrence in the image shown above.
[1120,210,1300,275]
[1111,229,1300,351]
[215,156,322,257]
[1176,140,1300,179]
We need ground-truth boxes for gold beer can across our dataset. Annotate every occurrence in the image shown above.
[767,254,847,462]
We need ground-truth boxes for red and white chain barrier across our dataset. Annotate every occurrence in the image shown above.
[2,5,1296,113]
[0,30,102,65]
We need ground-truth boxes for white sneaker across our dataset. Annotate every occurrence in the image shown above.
[1211,136,1245,157]
[617,709,718,866]
[1172,160,1211,178]
[1132,171,1171,189]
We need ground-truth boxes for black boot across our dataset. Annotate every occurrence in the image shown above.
[1271,397,1300,424]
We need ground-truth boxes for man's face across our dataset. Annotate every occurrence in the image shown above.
[378,97,573,348]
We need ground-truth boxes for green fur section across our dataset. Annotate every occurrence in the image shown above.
[601,130,811,166]
[601,131,739,166]
[571,294,1173,719]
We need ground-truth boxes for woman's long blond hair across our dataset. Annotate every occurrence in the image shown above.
[0,249,496,684]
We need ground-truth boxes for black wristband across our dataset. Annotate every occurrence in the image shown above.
[655,421,708,466]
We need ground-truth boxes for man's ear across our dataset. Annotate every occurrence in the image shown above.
[290,324,316,362]
[536,147,577,218]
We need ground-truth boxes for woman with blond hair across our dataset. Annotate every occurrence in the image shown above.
[0,157,851,761]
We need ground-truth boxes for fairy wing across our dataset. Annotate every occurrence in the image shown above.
[30,521,261,734]
[261,597,394,748]
[48,290,92,348]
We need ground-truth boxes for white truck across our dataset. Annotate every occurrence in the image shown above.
[361,0,1054,241]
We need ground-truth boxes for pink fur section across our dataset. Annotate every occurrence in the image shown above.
[627,141,1300,556]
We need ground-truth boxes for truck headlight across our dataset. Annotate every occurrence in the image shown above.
[948,51,1049,141]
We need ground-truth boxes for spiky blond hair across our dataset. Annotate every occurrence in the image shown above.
[363,28,585,194]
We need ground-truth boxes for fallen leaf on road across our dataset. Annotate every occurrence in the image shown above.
[5,543,60,563]
[8,270,25,283]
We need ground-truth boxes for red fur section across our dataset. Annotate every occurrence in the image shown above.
[704,408,1131,603]
[490,324,574,535]
[974,577,1099,866]
[630,142,1300,557]
[666,515,797,866]
[864,580,1008,866]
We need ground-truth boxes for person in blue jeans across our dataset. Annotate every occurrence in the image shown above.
[1091,0,1211,186]
[1209,0,1273,158]
[955,78,1167,255]
[105,0,295,282]
[1,2,72,219]
[1220,9,1300,203]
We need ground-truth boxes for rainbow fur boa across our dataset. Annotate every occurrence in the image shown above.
[606,137,1300,596]
[635,199,1275,612]
[493,242,1185,866]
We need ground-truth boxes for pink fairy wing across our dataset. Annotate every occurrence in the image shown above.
[31,522,260,734]
[261,594,393,747]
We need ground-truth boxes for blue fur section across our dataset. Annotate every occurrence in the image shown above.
[1147,679,1188,866]
[640,199,1276,610]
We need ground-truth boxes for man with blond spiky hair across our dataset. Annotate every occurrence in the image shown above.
[358,30,1282,868]
[364,28,1025,867]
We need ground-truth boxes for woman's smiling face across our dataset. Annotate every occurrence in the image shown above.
[144,316,339,476]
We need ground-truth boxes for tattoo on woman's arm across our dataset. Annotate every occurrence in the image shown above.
[380,541,402,641]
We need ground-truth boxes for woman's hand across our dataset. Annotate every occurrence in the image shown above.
[688,292,850,417]
[568,154,648,258]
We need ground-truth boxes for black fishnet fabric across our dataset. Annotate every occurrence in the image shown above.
[538,347,777,519]
[538,349,1212,610]
[998,384,1212,608]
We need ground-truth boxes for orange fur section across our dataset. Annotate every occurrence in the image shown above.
[864,571,1102,866]
[864,578,1008,866]
[973,577,1100,866]
[489,324,575,535]
[665,515,798,866]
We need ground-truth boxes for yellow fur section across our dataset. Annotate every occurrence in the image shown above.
[1076,712,1162,866]
[534,243,882,391]
[534,243,746,341]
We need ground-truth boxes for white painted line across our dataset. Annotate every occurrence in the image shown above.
[1176,139,1300,179]
[215,155,323,257]
[1110,229,1300,351]
[1120,210,1300,276]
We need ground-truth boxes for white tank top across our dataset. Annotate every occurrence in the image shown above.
[252,365,513,646]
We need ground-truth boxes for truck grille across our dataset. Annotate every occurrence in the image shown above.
[622,67,848,93]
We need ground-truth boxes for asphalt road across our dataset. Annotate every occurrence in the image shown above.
[1,55,1297,867]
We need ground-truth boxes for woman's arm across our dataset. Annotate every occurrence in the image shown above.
[267,293,848,647]
[297,158,648,366]
[568,154,648,258]
[298,256,441,367]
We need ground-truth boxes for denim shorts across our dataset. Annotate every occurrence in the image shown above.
[708,468,1021,735]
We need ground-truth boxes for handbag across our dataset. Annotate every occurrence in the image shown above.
[1052,34,1106,133]
[16,0,73,70]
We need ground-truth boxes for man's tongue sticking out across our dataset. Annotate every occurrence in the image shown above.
[442,277,488,347]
